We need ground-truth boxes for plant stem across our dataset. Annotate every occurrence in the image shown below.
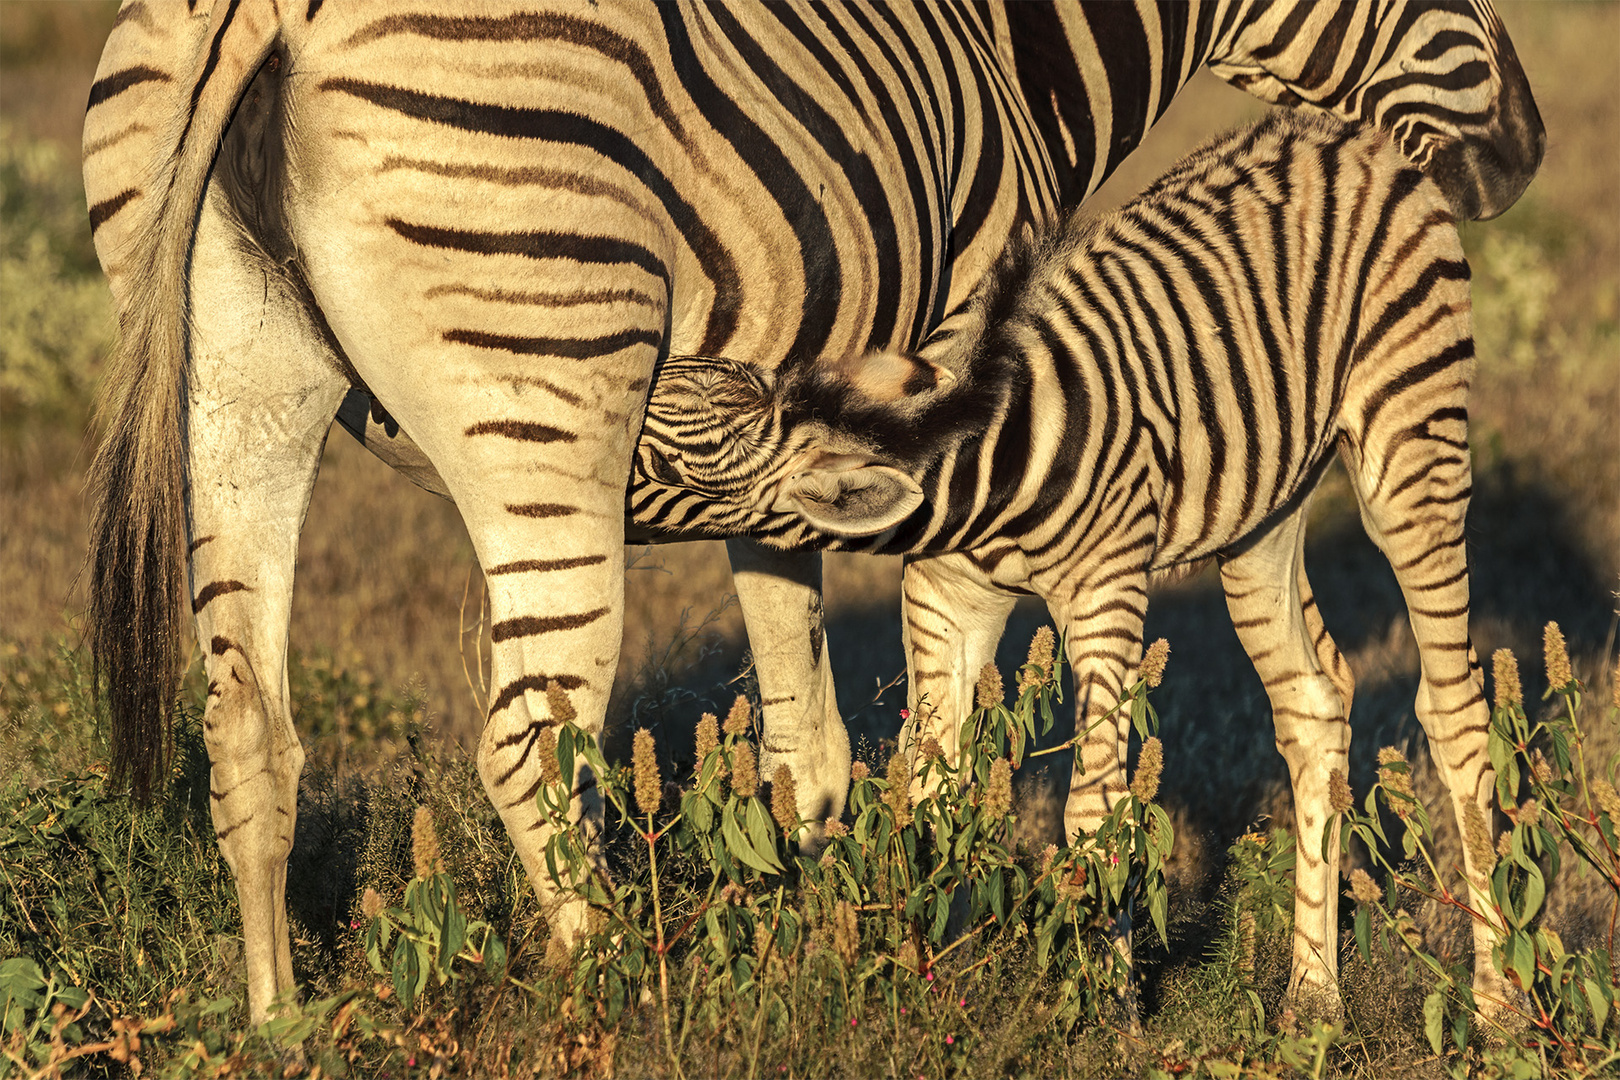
[646,810,681,1080]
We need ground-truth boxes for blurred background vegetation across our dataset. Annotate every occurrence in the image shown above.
[1,0,1616,987]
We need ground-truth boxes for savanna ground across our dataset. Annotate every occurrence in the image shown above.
[1,2,1617,1077]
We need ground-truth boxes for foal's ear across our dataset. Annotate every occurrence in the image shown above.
[833,349,955,403]
[772,452,923,536]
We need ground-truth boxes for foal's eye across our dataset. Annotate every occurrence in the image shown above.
[647,445,685,486]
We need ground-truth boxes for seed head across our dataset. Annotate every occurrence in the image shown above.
[695,712,720,762]
[823,819,849,839]
[896,940,919,975]
[536,726,561,786]
[885,753,914,828]
[732,741,760,798]
[832,901,859,968]
[1021,626,1057,691]
[1515,797,1541,830]
[361,887,385,922]
[546,682,577,725]
[723,694,753,737]
[1130,737,1163,802]
[632,728,661,816]
[920,736,945,763]
[1462,801,1496,874]
[1040,843,1059,872]
[1328,768,1353,815]
[1139,639,1170,689]
[1492,649,1522,710]
[1349,868,1381,906]
[983,758,1013,818]
[1055,865,1086,902]
[411,805,442,880]
[1376,746,1415,810]
[1529,749,1553,784]
[1497,830,1513,858]
[1592,779,1620,823]
[975,663,1004,710]
[850,760,870,783]
[1027,626,1055,671]
[1543,622,1573,691]
[754,921,774,965]
[771,764,799,831]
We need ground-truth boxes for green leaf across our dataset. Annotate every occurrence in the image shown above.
[1584,977,1610,1034]
[744,798,787,874]
[686,791,714,834]
[722,805,778,876]
[1519,863,1545,928]
[392,932,420,1010]
[365,919,390,975]
[483,930,507,977]
[1508,931,1537,992]
[1355,906,1371,964]
[440,893,467,977]
[1148,881,1168,946]
[1423,989,1445,1055]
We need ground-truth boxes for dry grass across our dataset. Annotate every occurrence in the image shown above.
[2,0,1616,972]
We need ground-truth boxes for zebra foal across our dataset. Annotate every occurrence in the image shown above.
[638,110,1506,1012]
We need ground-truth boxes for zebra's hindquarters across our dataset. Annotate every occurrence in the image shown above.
[280,43,678,946]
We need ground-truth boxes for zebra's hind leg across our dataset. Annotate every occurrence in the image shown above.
[185,193,352,1027]
[1344,382,1510,1019]
[728,541,848,848]
[1219,500,1353,1017]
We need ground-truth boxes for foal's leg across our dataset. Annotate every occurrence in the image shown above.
[1346,392,1508,1014]
[899,552,1017,797]
[728,542,848,844]
[1220,501,1354,1013]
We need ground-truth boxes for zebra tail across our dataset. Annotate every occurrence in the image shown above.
[87,0,281,802]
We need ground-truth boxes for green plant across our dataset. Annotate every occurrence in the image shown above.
[1337,622,1620,1076]
[0,125,110,419]
[362,807,509,1012]
[530,628,1176,1077]
[1,957,91,1078]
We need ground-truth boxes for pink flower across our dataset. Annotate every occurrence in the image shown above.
[899,1007,906,1015]
[958,998,966,1007]
[850,1018,858,1026]
[925,971,934,981]
[945,1035,955,1045]
[900,708,911,721]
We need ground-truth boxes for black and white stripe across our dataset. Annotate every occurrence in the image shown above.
[81,0,1541,1028]
[637,109,1508,1011]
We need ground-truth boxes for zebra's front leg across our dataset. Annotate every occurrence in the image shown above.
[185,189,352,1027]
[1220,503,1353,1016]
[899,553,1017,800]
[727,541,846,845]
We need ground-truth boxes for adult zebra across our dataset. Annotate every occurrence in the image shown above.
[82,0,1541,1025]
[633,107,1511,1014]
